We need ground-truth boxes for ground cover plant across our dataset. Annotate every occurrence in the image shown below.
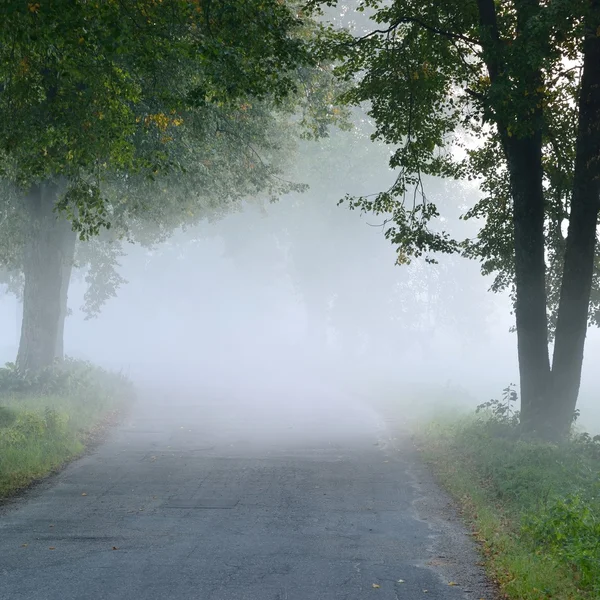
[418,386,600,600]
[0,358,134,498]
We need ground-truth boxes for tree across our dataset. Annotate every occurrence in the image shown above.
[0,1,335,370]
[314,0,600,438]
[212,109,492,372]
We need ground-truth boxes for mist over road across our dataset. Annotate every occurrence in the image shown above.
[1,377,493,600]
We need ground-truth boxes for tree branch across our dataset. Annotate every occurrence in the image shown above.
[465,87,485,101]
[476,0,503,84]
[356,15,479,47]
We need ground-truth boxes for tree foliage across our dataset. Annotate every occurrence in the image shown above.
[314,0,595,318]
[0,0,332,234]
[312,0,600,436]
[0,0,345,319]
[211,112,491,365]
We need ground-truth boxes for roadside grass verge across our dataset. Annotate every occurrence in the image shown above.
[415,393,600,600]
[0,358,134,499]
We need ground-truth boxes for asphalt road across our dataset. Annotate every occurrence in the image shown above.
[0,381,494,600]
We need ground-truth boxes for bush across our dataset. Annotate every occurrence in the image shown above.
[0,409,70,446]
[0,405,17,428]
[0,357,132,399]
[420,385,600,599]
[0,358,134,498]
[524,492,600,592]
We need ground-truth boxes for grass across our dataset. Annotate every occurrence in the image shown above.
[413,394,600,600]
[0,358,134,499]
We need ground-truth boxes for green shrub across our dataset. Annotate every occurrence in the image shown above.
[0,405,17,428]
[0,357,133,399]
[420,385,600,599]
[524,492,600,592]
[0,359,134,498]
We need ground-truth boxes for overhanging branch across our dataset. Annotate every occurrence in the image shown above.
[357,15,479,47]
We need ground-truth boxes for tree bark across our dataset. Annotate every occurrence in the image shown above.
[549,5,600,437]
[477,0,551,432]
[16,181,77,372]
[505,135,552,433]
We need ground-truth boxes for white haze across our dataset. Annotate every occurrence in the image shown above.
[1,132,600,439]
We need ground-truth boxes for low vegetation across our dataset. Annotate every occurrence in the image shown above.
[0,358,134,499]
[417,387,600,600]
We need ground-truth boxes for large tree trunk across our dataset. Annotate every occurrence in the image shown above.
[475,0,600,439]
[16,181,77,372]
[477,0,552,434]
[506,135,552,433]
[549,6,600,438]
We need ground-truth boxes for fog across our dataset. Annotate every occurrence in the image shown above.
[2,124,600,438]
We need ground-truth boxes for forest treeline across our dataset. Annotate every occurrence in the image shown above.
[0,1,599,441]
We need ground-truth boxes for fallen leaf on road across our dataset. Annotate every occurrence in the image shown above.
[112,546,118,550]
[21,544,28,548]
[49,547,56,550]
[372,584,380,589]
[81,493,87,496]
[397,580,405,583]
[448,582,458,586]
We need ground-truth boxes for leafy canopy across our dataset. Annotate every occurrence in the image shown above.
[312,0,595,328]
[0,0,322,236]
[0,1,346,318]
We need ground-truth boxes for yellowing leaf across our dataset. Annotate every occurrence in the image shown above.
[372,583,381,589]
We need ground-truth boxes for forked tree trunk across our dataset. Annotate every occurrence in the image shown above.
[16,181,77,372]
[477,0,600,440]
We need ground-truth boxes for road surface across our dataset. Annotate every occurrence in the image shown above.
[0,381,494,599]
